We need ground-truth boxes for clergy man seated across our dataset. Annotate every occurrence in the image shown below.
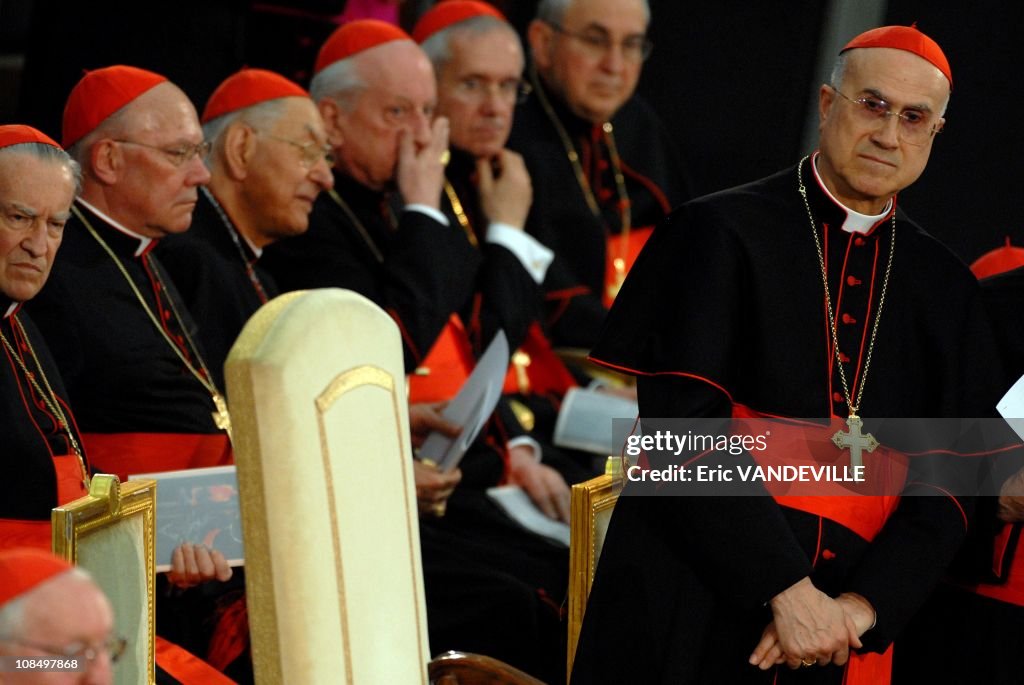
[509,0,690,348]
[157,67,335,390]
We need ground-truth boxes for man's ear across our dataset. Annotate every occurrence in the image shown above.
[89,139,121,185]
[818,83,836,131]
[221,122,256,180]
[527,19,554,72]
[318,97,345,149]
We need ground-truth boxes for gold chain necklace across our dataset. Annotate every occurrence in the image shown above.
[201,187,270,303]
[73,206,232,439]
[529,64,632,300]
[0,316,89,488]
[442,181,478,247]
[326,188,385,264]
[797,156,894,467]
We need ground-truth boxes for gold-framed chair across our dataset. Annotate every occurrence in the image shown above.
[566,457,626,681]
[52,474,157,685]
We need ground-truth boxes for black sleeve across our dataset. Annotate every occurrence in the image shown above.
[264,206,482,371]
[473,242,542,354]
[540,255,608,350]
[635,374,814,610]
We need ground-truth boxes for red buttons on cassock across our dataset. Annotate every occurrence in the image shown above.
[847,275,862,286]
[841,313,856,324]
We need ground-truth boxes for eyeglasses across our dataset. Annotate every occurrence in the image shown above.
[829,86,943,146]
[450,77,532,105]
[113,139,211,166]
[547,22,653,63]
[257,132,336,169]
[0,635,128,665]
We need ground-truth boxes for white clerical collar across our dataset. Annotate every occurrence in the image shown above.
[3,302,17,319]
[76,198,155,257]
[811,152,893,234]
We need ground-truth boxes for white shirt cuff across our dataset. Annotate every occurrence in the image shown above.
[507,436,542,462]
[486,222,554,283]
[405,204,450,227]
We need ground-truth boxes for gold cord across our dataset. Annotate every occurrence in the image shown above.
[0,318,89,488]
[73,206,232,437]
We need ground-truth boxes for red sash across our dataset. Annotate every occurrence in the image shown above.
[732,406,906,542]
[82,433,232,480]
[603,225,654,307]
[408,315,475,404]
[0,452,89,551]
[155,636,236,684]
[502,322,578,396]
[732,406,904,685]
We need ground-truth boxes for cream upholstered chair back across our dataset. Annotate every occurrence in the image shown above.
[52,474,157,685]
[225,289,428,684]
[566,457,625,681]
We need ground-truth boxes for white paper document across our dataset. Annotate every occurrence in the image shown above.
[486,485,570,547]
[418,330,509,472]
[998,373,1024,442]
[553,386,639,455]
[129,465,244,572]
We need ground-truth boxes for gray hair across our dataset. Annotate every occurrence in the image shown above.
[421,16,522,73]
[0,568,92,640]
[536,0,650,25]
[66,101,136,167]
[310,57,367,111]
[829,51,950,116]
[0,142,83,196]
[202,98,292,157]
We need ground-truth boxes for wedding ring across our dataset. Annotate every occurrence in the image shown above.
[800,658,815,668]
[439,149,451,166]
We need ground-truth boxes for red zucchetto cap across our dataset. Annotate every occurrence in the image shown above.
[970,237,1024,279]
[0,548,73,607]
[0,124,61,150]
[841,25,952,89]
[61,65,168,148]
[202,68,310,124]
[412,0,506,44]
[314,19,411,75]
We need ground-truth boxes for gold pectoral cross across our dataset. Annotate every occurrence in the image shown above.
[212,393,233,442]
[831,414,878,468]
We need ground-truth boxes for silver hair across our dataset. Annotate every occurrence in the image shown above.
[202,98,293,162]
[535,0,650,25]
[0,142,83,196]
[310,57,368,111]
[829,51,950,116]
[421,16,521,73]
[0,568,93,640]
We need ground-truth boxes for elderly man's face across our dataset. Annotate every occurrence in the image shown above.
[106,83,211,238]
[0,573,115,685]
[327,41,437,191]
[531,0,648,123]
[436,27,524,159]
[241,97,334,245]
[816,47,949,214]
[0,153,76,303]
